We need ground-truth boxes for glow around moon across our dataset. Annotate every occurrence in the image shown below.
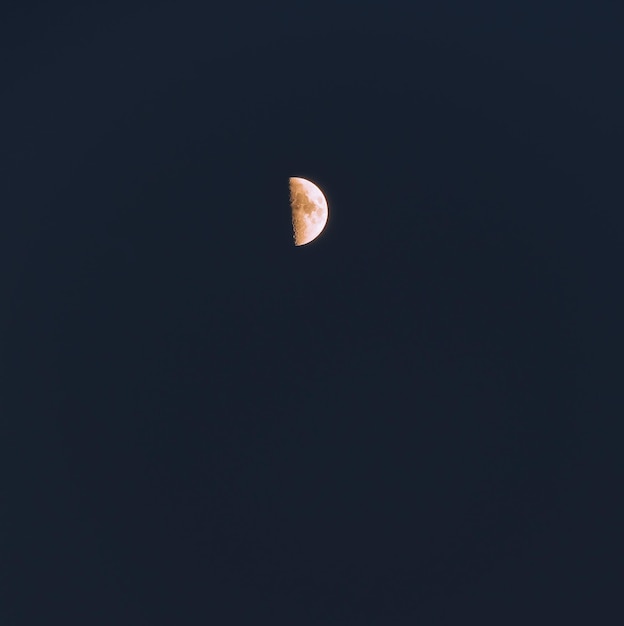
[289,177,329,246]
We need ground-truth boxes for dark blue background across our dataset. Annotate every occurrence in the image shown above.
[2,2,622,624]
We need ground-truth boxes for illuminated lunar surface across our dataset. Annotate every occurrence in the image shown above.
[289,177,329,246]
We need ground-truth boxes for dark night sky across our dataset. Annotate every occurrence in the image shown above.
[2,2,622,624]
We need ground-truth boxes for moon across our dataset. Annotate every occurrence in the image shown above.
[289,177,329,246]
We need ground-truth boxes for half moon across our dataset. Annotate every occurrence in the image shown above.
[289,177,329,246]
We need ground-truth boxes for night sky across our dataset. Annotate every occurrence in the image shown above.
[2,2,622,624]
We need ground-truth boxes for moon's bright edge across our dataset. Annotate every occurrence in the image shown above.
[289,177,329,246]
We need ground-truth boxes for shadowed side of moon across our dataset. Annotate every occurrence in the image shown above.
[289,177,329,246]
